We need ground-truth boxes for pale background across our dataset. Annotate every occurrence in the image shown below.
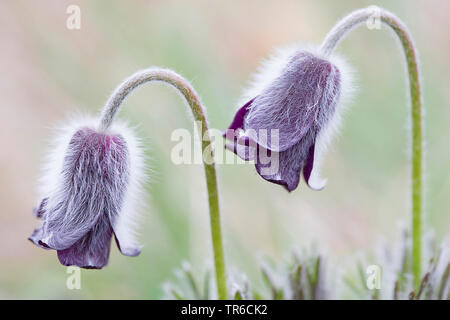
[0,0,449,298]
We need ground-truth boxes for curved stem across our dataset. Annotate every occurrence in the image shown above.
[321,6,424,288]
[100,68,227,299]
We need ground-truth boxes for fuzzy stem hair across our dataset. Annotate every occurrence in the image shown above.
[99,68,227,300]
[321,6,424,288]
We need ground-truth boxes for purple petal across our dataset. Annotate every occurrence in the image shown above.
[57,215,113,269]
[28,227,51,250]
[303,143,315,185]
[224,134,259,161]
[303,142,327,191]
[225,98,255,134]
[245,51,340,152]
[255,132,315,192]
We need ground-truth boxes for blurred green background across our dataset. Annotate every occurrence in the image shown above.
[0,0,449,299]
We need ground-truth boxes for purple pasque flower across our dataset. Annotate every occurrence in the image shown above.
[29,117,145,269]
[224,45,350,192]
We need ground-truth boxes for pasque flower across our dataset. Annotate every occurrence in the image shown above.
[28,68,228,299]
[29,117,144,269]
[224,45,351,192]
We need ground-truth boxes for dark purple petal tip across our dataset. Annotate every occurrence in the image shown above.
[28,227,51,250]
[56,214,114,269]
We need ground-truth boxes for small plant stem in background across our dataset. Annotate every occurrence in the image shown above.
[320,6,424,288]
[99,68,227,299]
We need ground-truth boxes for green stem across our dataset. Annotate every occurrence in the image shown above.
[321,6,424,288]
[99,68,227,299]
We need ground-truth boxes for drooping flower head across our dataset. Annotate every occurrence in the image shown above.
[224,44,352,192]
[29,117,145,269]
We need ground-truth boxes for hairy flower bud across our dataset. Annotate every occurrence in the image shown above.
[224,45,352,192]
[29,117,145,269]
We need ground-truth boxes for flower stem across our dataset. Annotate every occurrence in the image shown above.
[99,68,227,299]
[321,6,424,288]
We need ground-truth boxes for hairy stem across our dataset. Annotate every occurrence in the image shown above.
[321,6,424,288]
[99,68,227,299]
